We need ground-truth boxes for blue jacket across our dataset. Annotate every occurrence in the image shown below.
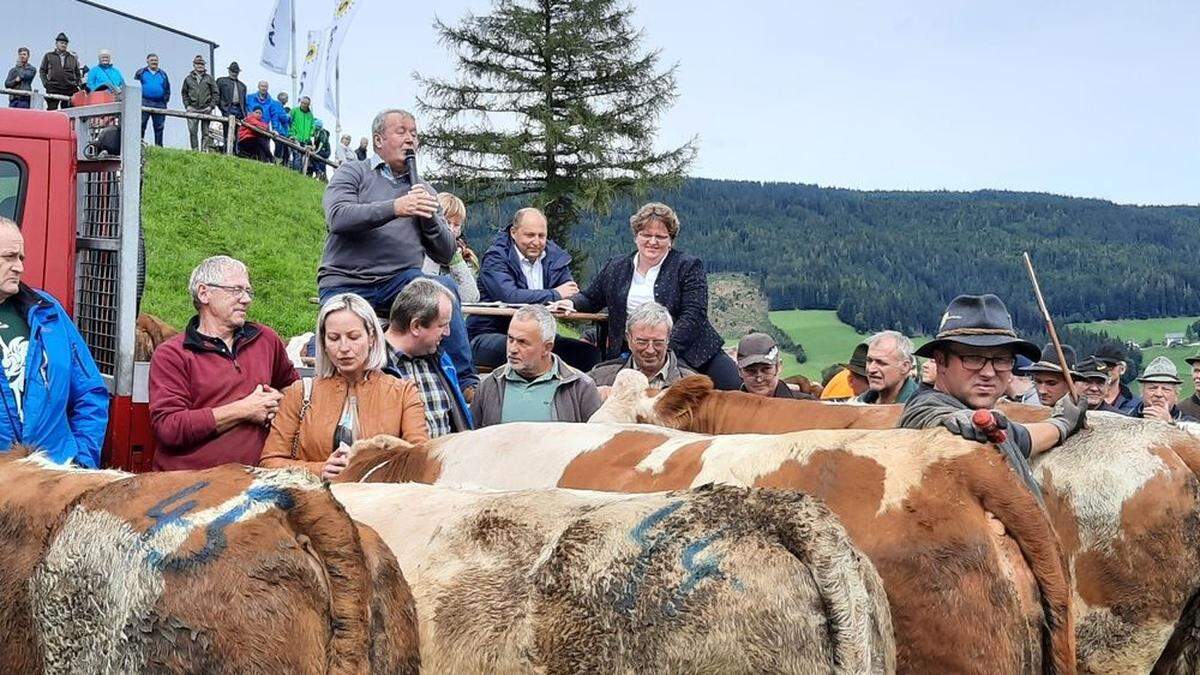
[467,226,574,337]
[85,63,125,93]
[133,66,170,103]
[384,347,473,432]
[246,92,275,124]
[0,286,109,467]
[270,101,291,136]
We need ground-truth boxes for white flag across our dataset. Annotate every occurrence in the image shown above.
[298,29,326,100]
[323,0,363,116]
[260,0,292,75]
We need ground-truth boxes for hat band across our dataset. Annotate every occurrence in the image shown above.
[936,327,1018,339]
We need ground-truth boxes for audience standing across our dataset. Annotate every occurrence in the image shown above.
[1024,343,1080,408]
[85,49,123,93]
[134,53,171,146]
[260,293,428,479]
[355,137,369,160]
[215,61,247,150]
[148,256,297,470]
[272,91,292,166]
[857,330,918,404]
[6,47,35,108]
[181,55,219,151]
[335,134,354,164]
[470,305,601,427]
[38,32,81,110]
[1093,345,1141,413]
[309,119,331,179]
[290,96,316,169]
[736,332,811,399]
[1129,357,1197,424]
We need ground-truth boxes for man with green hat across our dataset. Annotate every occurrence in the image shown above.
[1130,356,1197,424]
[1180,351,1200,420]
[1074,357,1120,412]
[1023,343,1082,408]
[898,294,1087,496]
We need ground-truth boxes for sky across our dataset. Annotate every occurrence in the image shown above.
[97,0,1200,205]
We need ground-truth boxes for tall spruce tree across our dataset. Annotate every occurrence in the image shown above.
[416,0,696,249]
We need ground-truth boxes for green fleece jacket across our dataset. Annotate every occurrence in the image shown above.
[290,107,315,143]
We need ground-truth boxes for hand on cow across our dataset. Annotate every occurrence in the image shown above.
[942,409,1009,444]
[241,385,283,425]
[393,187,439,219]
[320,446,352,482]
[1049,395,1088,439]
[552,281,580,300]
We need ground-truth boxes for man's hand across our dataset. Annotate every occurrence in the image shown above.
[393,186,439,219]
[320,446,352,482]
[552,281,580,300]
[1142,400,1173,424]
[240,384,283,425]
[547,299,575,314]
[942,409,1010,444]
[1048,395,1088,440]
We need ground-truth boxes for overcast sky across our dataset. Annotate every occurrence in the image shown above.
[100,0,1200,205]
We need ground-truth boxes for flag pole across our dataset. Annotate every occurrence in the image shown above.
[335,56,341,136]
[290,0,298,100]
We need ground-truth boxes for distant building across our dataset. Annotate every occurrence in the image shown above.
[1165,332,1185,347]
[2,0,218,148]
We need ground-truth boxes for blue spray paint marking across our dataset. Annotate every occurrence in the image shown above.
[140,482,294,572]
[616,501,685,615]
[630,501,684,546]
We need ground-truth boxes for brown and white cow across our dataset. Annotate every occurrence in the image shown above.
[334,480,895,673]
[598,371,1200,673]
[0,450,419,674]
[339,426,1076,674]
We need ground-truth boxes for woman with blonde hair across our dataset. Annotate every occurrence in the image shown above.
[260,293,428,480]
[421,192,479,301]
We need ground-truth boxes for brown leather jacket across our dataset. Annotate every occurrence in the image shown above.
[260,371,428,476]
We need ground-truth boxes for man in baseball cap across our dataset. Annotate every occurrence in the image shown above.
[1073,357,1119,412]
[736,332,809,399]
[1093,344,1141,413]
[898,294,1087,497]
[1131,356,1196,424]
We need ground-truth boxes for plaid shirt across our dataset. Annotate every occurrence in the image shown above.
[388,351,453,438]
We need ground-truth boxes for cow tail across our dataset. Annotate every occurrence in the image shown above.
[963,458,1077,675]
[283,484,374,675]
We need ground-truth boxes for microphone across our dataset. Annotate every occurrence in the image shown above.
[404,149,419,186]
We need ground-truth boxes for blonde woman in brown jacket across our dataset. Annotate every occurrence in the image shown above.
[261,293,428,479]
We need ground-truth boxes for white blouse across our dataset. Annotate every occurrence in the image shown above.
[626,253,665,316]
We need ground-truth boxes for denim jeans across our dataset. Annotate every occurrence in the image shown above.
[141,98,166,146]
[320,268,479,389]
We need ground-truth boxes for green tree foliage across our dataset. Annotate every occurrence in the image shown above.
[417,0,696,259]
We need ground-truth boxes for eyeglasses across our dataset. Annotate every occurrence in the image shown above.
[947,350,1015,372]
[636,232,671,243]
[207,284,255,299]
[741,365,777,380]
[631,338,667,350]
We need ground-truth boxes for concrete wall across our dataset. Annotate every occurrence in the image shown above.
[2,0,216,148]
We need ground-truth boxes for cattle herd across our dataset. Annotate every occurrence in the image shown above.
[4,370,1200,673]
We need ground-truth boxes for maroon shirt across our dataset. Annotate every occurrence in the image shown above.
[149,318,298,470]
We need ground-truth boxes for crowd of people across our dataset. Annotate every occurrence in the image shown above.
[5,33,371,179]
[3,100,1197,487]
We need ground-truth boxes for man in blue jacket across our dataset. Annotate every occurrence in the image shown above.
[135,53,171,146]
[271,91,292,167]
[468,207,597,370]
[383,278,472,436]
[0,218,108,467]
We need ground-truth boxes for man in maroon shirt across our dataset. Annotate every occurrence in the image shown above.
[149,256,298,470]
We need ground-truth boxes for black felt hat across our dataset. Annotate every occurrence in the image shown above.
[1022,343,1081,377]
[913,294,1040,361]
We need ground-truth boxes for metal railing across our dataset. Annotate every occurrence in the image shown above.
[2,86,339,172]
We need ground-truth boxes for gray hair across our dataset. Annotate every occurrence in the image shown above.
[371,108,416,141]
[389,278,454,331]
[512,305,556,343]
[314,293,387,379]
[867,330,914,366]
[512,207,545,230]
[188,255,247,310]
[626,301,673,336]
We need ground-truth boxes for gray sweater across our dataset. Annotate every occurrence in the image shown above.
[319,157,456,290]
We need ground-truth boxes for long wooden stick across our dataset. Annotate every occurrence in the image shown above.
[1022,252,1079,403]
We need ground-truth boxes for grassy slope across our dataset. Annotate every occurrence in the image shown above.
[141,147,326,336]
[1070,316,1200,395]
[767,309,868,380]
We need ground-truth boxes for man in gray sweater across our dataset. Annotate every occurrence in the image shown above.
[319,108,478,391]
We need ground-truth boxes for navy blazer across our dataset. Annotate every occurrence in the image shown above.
[467,226,574,337]
[572,249,724,368]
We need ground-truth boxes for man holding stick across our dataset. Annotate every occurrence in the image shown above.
[897,294,1087,496]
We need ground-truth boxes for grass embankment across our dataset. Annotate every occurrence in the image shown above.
[1069,316,1200,394]
[766,309,869,380]
[141,147,325,336]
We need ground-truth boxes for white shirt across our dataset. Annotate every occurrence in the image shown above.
[626,253,665,316]
[519,251,546,290]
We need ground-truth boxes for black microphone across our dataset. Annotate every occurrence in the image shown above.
[404,149,419,186]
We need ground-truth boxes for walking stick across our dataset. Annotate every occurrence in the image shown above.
[1022,252,1079,403]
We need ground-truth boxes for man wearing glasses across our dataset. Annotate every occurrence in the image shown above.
[588,302,696,390]
[735,332,812,399]
[898,294,1086,496]
[149,256,297,471]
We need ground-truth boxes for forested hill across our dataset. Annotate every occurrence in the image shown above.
[465,178,1200,336]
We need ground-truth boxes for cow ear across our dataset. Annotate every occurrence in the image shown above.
[654,375,715,428]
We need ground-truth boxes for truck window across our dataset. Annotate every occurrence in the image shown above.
[0,157,22,223]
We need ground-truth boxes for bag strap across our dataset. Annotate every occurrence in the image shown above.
[289,377,314,460]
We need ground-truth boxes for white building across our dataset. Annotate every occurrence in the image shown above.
[2,0,218,148]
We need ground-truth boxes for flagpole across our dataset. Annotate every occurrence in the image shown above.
[289,0,297,100]
[335,56,341,137]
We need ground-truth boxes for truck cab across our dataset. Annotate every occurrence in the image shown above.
[0,88,152,471]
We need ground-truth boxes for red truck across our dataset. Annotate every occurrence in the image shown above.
[0,86,154,471]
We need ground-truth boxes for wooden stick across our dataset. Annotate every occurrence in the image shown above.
[1022,252,1079,403]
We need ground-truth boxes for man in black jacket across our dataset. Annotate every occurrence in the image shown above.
[6,48,35,108]
[38,33,81,110]
[216,62,247,152]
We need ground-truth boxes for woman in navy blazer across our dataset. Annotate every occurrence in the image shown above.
[554,202,741,390]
